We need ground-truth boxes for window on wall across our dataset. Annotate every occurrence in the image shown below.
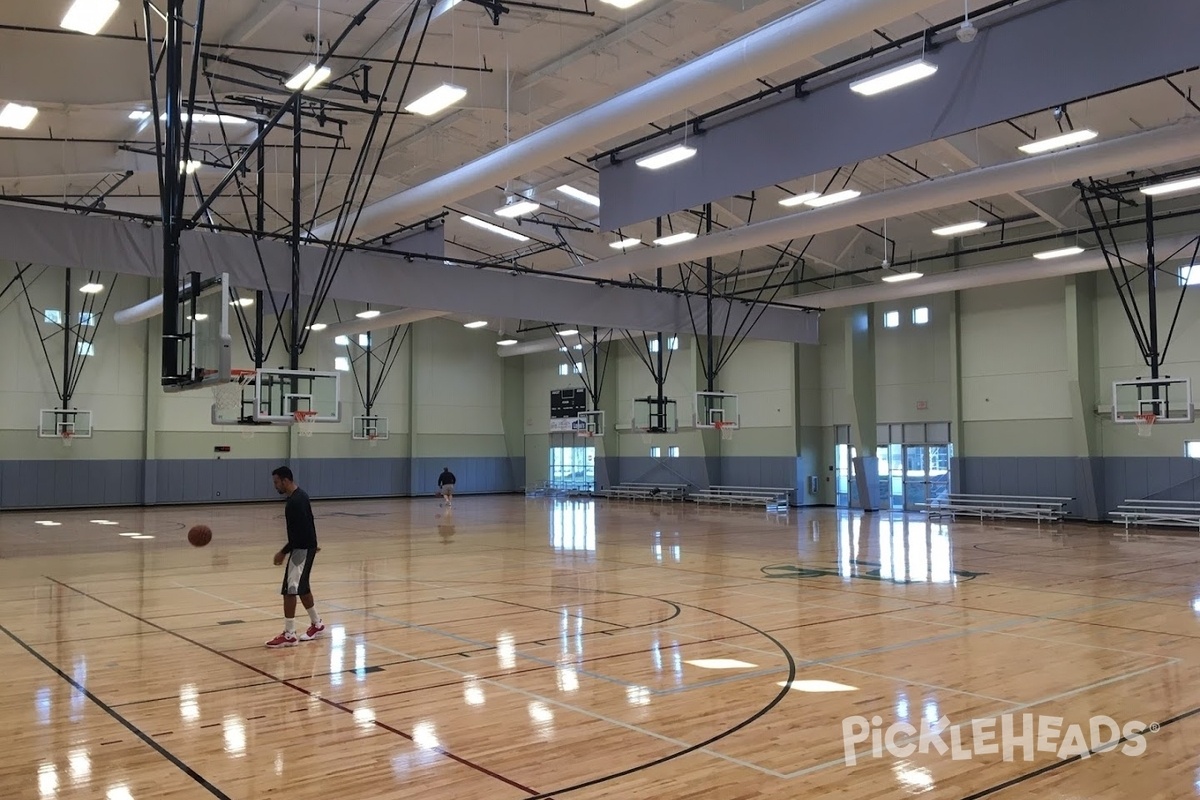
[650,446,661,458]
[572,362,584,374]
[883,310,900,328]
[334,356,350,372]
[668,446,680,458]
[44,309,62,325]
[648,337,679,353]
[334,335,350,346]
[76,341,95,357]
[912,307,930,325]
[558,363,569,376]
[1178,264,1200,286]
[1186,441,1200,458]
[78,311,97,327]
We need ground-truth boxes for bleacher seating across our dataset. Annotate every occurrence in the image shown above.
[1110,499,1200,533]
[690,485,791,511]
[596,482,688,502]
[921,493,1071,522]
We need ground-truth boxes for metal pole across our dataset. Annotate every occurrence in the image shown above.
[705,202,714,393]
[364,330,373,416]
[1147,194,1160,380]
[254,290,264,369]
[289,103,302,371]
[654,219,664,431]
[62,267,71,406]
[160,0,184,385]
[591,326,599,409]
[255,119,266,235]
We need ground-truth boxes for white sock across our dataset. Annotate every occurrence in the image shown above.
[284,618,296,634]
[307,607,321,625]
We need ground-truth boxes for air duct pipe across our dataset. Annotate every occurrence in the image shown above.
[793,232,1200,309]
[563,117,1200,280]
[315,0,940,239]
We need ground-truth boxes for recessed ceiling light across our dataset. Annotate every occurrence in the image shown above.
[34,521,62,526]
[1033,245,1085,259]
[610,238,641,249]
[556,185,600,206]
[231,298,253,307]
[1018,129,1098,154]
[494,200,540,218]
[653,231,697,246]
[1140,175,1200,197]
[597,0,645,7]
[849,58,938,97]
[356,309,382,319]
[881,271,923,283]
[285,64,332,92]
[557,329,579,336]
[405,84,467,116]
[932,220,988,236]
[804,190,860,208]
[497,339,518,346]
[635,144,696,170]
[60,0,120,35]
[461,215,529,242]
[779,192,821,207]
[0,103,38,130]
[308,323,328,331]
[119,532,141,537]
[79,283,104,294]
[464,320,488,329]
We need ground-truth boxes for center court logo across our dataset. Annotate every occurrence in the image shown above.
[842,713,1155,765]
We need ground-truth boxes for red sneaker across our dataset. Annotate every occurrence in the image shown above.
[265,631,298,648]
[299,623,325,642]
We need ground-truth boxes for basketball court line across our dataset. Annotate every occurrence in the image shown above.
[0,621,234,800]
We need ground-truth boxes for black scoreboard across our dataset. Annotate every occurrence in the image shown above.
[550,388,587,418]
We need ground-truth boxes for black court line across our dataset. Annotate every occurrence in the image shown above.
[0,622,232,800]
[47,577,541,797]
[959,705,1200,800]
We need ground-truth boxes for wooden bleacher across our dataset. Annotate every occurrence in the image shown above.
[921,493,1071,522]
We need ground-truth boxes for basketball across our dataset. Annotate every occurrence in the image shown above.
[188,524,212,547]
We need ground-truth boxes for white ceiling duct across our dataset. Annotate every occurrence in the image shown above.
[316,0,941,239]
[563,117,1200,280]
[794,232,1200,309]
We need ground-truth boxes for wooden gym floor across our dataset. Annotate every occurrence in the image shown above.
[2,494,1199,799]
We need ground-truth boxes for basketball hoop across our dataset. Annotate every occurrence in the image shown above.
[213,369,256,412]
[714,421,734,441]
[293,409,318,437]
[367,432,378,447]
[60,430,74,448]
[639,428,652,445]
[1135,412,1157,437]
[576,428,595,440]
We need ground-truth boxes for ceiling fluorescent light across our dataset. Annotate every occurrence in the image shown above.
[187,313,208,321]
[557,329,579,336]
[881,271,923,283]
[356,309,382,319]
[180,160,201,174]
[497,339,518,346]
[61,0,120,35]
[598,0,645,7]
[307,323,328,331]
[464,320,488,329]
[285,64,332,92]
[1018,129,1098,154]
[0,103,38,130]
[461,215,529,242]
[405,84,467,116]
[494,200,540,218]
[1140,175,1200,197]
[779,192,820,207]
[653,231,697,246]
[610,238,641,249]
[932,220,988,236]
[79,283,104,294]
[231,297,253,307]
[1033,245,1085,260]
[556,185,601,207]
[804,190,860,208]
[635,144,696,170]
[849,58,938,97]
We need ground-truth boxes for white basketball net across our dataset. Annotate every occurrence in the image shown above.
[1135,413,1156,437]
[212,372,254,412]
[294,410,317,436]
[715,422,734,440]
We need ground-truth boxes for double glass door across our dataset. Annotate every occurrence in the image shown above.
[877,443,952,511]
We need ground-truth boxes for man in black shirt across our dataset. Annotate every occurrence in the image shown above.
[438,467,456,507]
[265,466,325,648]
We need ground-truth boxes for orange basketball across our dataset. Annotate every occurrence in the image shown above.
[188,524,212,547]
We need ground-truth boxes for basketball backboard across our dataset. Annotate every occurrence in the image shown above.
[1112,377,1193,423]
[632,396,677,433]
[695,391,740,428]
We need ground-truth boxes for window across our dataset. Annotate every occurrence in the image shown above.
[1179,264,1200,286]
[43,309,62,325]
[912,307,930,325]
[572,362,584,374]
[334,356,350,372]
[558,364,569,376]
[334,335,350,346]
[1186,441,1200,459]
[649,336,679,353]
[76,341,94,357]
[883,310,900,328]
[668,446,680,458]
[78,311,97,326]
[358,333,370,347]
[650,446,661,458]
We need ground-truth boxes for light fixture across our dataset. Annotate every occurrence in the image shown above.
[932,220,988,236]
[464,320,488,329]
[180,160,201,174]
[163,112,247,125]
[494,200,540,218]
[231,297,253,307]
[285,64,333,92]
[34,521,62,526]
[653,231,696,246]
[79,283,104,294]
[1018,129,1098,154]
[128,110,151,120]
[405,84,467,116]
[187,313,209,321]
[356,309,381,319]
[308,323,328,331]
[635,144,696,170]
[779,192,821,207]
[497,339,518,346]
[60,0,120,35]
[881,271,923,283]
[598,0,644,7]
[849,58,938,97]
[461,215,529,242]
[1140,175,1200,197]
[0,103,38,130]
[1033,245,1085,259]
[609,238,641,249]
[556,185,600,207]
[557,329,579,336]
[90,520,119,525]
[804,190,860,208]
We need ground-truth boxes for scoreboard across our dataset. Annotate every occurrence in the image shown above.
[550,388,587,418]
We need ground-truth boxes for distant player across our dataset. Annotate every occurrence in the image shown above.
[438,467,457,507]
[265,466,325,648]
